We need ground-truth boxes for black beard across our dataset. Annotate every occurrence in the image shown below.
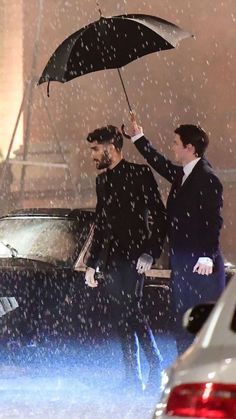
[96,150,112,170]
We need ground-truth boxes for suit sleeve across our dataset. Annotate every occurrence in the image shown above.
[86,177,105,269]
[134,136,179,184]
[198,174,223,261]
[142,166,167,259]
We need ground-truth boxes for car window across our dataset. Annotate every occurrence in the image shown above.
[0,217,91,266]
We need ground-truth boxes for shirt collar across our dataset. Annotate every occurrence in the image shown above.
[183,157,201,177]
[106,158,125,175]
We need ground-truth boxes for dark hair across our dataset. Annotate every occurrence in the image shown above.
[174,124,209,157]
[87,125,123,151]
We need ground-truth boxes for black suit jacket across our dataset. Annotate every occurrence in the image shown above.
[134,136,223,262]
[87,159,167,269]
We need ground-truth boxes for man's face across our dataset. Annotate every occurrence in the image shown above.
[90,141,112,170]
[172,134,188,164]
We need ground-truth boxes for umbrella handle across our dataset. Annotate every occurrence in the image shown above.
[121,124,131,139]
[121,111,137,139]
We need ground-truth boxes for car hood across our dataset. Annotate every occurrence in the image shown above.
[0,258,63,298]
[0,257,58,269]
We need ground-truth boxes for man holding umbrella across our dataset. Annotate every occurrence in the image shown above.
[128,119,225,354]
[85,125,166,391]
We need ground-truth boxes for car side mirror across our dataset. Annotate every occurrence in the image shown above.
[182,302,215,334]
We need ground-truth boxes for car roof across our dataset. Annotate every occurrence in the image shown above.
[1,208,95,219]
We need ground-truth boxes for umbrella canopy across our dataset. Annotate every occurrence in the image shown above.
[38,14,192,109]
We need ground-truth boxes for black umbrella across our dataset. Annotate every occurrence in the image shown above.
[38,13,192,111]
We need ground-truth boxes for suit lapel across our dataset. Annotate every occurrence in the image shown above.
[168,159,205,205]
[176,158,205,196]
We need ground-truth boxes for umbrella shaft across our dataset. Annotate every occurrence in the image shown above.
[117,68,132,113]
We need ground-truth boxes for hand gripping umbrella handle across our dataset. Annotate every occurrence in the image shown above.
[121,111,136,139]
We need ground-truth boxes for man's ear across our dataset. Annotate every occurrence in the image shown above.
[187,143,196,155]
[107,143,115,153]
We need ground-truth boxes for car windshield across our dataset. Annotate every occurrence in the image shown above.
[0,216,89,266]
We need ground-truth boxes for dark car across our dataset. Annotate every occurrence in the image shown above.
[0,208,172,345]
[0,208,96,343]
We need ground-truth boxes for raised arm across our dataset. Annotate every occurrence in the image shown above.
[130,120,179,184]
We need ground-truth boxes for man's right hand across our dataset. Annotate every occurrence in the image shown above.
[85,267,98,288]
[121,115,143,139]
[130,118,143,137]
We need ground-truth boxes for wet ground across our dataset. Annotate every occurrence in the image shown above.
[0,334,177,419]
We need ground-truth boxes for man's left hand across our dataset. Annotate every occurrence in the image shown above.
[193,261,213,276]
[85,267,98,287]
[136,253,153,274]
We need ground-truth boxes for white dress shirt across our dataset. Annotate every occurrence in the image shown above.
[182,158,200,184]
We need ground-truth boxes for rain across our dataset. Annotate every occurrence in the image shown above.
[0,0,236,418]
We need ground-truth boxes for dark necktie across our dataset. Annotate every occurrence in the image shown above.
[175,168,184,192]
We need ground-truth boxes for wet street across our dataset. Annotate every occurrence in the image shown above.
[0,335,176,419]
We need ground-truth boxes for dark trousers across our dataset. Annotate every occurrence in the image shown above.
[104,257,162,382]
[169,251,225,354]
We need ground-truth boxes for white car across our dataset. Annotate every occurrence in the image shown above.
[153,273,236,418]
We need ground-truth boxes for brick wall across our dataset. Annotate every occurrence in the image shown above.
[0,0,23,158]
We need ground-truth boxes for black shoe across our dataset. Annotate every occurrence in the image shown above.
[121,376,144,395]
[111,377,143,396]
[128,377,143,389]
[144,368,162,394]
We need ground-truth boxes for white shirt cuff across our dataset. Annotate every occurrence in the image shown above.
[197,257,213,267]
[131,132,144,143]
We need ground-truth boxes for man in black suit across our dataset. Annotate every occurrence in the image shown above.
[129,121,225,354]
[85,125,166,391]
